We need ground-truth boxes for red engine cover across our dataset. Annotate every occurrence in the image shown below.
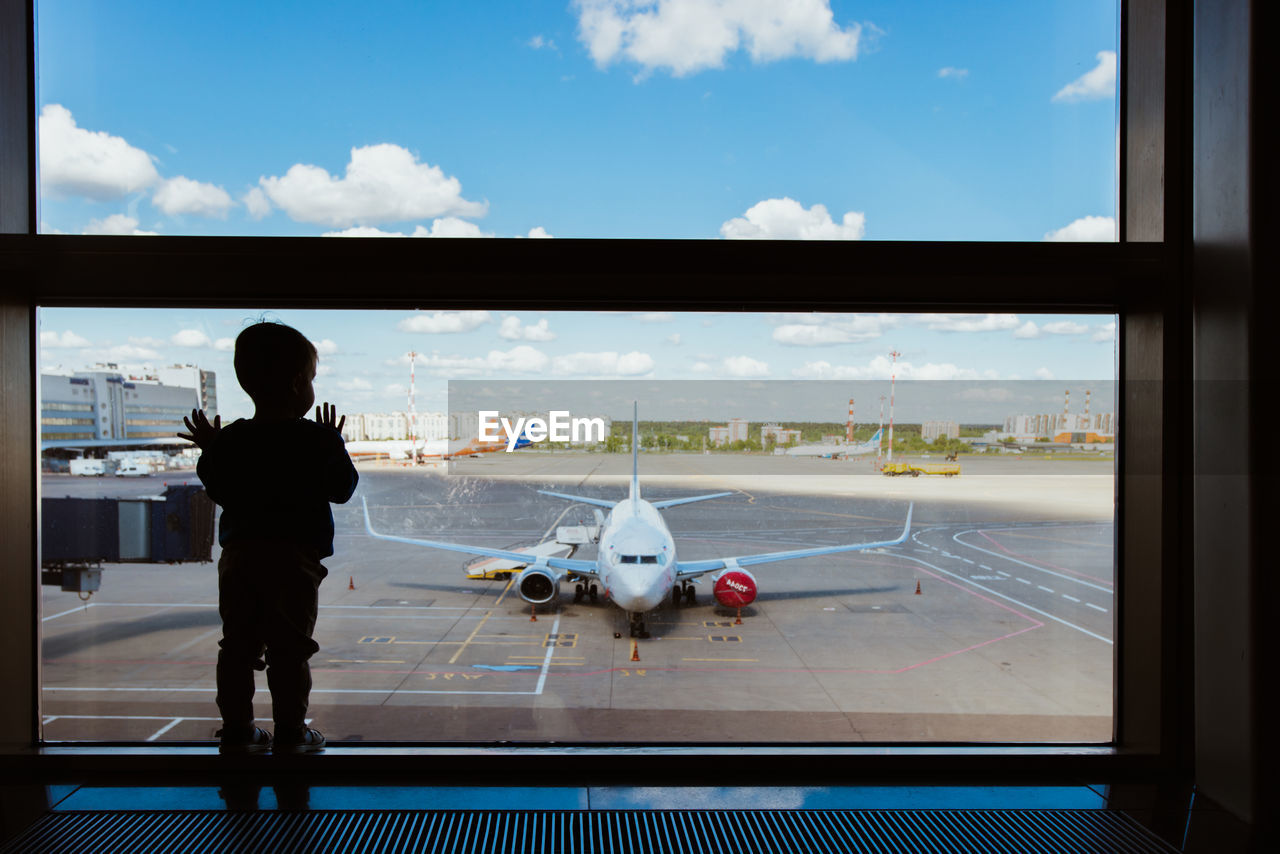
[713,569,758,608]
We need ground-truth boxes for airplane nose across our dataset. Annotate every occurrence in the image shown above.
[611,568,664,611]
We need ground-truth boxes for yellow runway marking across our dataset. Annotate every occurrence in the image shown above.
[450,611,492,664]
[493,578,516,606]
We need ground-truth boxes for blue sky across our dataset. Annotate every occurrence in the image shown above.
[38,309,1118,422]
[35,1,1118,240]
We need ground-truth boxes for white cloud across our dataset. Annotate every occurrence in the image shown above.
[129,336,167,347]
[171,329,212,347]
[938,66,968,79]
[413,217,492,238]
[1052,50,1116,103]
[499,316,557,342]
[38,104,160,200]
[322,225,406,237]
[311,338,339,354]
[397,311,493,334]
[1035,367,1055,380]
[242,187,272,220]
[97,344,161,361]
[1041,321,1089,335]
[793,354,982,381]
[918,313,1021,333]
[552,351,656,376]
[40,330,91,348]
[1014,321,1041,339]
[720,197,865,240]
[1043,215,1116,242]
[152,176,234,218]
[315,364,334,377]
[525,226,554,238]
[574,0,866,78]
[666,333,682,345]
[1092,321,1117,343]
[81,214,158,236]
[529,34,558,50]
[337,377,373,391]
[722,355,769,377]
[406,346,551,378]
[214,337,236,352]
[259,143,487,228]
[771,313,896,346]
[636,312,674,323]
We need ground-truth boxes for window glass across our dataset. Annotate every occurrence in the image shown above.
[39,307,1117,743]
[36,1,1117,240]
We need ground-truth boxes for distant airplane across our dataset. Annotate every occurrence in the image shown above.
[783,426,884,459]
[363,406,912,638]
[345,431,532,462]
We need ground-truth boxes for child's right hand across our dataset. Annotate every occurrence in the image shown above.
[316,402,346,434]
[178,409,221,449]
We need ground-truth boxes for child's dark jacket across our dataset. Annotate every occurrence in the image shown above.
[197,418,359,558]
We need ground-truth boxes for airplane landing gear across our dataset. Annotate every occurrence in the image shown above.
[629,612,649,639]
[573,583,600,604]
[672,582,696,605]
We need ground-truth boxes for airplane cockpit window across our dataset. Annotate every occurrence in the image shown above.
[36,306,1118,745]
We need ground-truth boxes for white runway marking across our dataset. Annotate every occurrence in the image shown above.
[1037,585,1055,593]
[951,531,1113,594]
[1063,594,1081,603]
[895,554,1113,645]
[1016,578,1031,585]
[1086,603,1108,613]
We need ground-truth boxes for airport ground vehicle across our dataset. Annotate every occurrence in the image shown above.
[69,458,116,477]
[882,461,961,477]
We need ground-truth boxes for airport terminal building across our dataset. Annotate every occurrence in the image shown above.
[40,366,214,446]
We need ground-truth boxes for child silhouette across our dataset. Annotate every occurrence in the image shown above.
[179,321,358,753]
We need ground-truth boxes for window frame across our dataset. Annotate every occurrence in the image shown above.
[0,0,1187,778]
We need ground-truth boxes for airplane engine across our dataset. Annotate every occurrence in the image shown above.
[712,568,758,608]
[517,565,564,605]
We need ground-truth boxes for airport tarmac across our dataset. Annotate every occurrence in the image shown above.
[39,454,1114,744]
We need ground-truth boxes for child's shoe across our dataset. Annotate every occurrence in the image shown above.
[274,726,326,754]
[217,726,272,754]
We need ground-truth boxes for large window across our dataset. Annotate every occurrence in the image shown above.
[37,307,1117,744]
[36,1,1117,241]
[1,0,1181,765]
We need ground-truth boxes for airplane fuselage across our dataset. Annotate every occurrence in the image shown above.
[594,498,677,613]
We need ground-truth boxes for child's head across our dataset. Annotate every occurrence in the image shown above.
[234,322,317,417]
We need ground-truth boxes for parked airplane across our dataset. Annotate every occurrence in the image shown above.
[362,406,913,638]
[783,426,884,459]
[345,432,532,461]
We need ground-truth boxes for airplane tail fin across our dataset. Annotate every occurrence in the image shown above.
[630,401,640,506]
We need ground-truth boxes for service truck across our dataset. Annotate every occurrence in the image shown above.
[69,458,116,477]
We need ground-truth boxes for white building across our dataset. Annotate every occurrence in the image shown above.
[342,411,448,442]
[761,423,803,446]
[41,369,205,445]
[922,420,959,441]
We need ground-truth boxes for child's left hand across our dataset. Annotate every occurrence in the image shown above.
[316,402,346,434]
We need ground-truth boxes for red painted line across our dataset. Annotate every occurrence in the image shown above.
[973,530,1113,586]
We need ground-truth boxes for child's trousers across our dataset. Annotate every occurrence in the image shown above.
[215,539,326,735]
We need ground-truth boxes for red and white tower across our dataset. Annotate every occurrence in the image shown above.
[845,399,855,444]
[408,351,418,466]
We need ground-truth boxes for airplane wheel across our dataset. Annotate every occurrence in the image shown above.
[671,586,682,606]
[685,586,696,604]
[573,583,584,603]
[588,584,599,603]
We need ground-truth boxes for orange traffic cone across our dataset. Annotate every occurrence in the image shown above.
[348,576,355,591]
[914,580,922,595]
[530,605,537,622]
[734,608,743,625]
[630,640,640,662]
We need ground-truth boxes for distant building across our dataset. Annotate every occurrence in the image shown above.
[922,420,959,441]
[709,426,730,446]
[41,368,207,445]
[1003,412,1116,443]
[761,423,802,446]
[342,412,448,442]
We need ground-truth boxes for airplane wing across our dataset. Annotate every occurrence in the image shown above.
[362,497,600,577]
[649,492,733,510]
[675,503,913,579]
[536,490,618,509]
